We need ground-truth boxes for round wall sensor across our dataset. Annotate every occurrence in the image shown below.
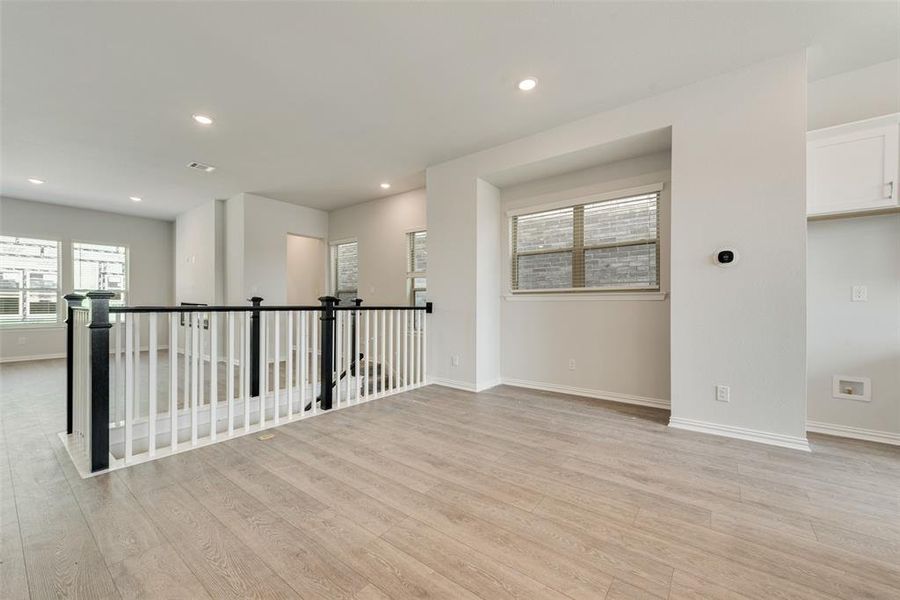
[714,248,739,267]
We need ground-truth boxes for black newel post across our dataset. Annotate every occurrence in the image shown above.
[87,291,114,473]
[249,296,263,397]
[64,293,85,435]
[350,298,362,375]
[425,301,433,314]
[318,296,338,410]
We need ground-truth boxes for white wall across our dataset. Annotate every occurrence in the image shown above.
[228,193,329,305]
[286,234,326,304]
[175,200,223,305]
[427,52,808,446]
[807,215,900,438]
[808,59,900,131]
[499,153,671,404]
[328,188,426,305]
[805,61,900,441]
[0,196,174,361]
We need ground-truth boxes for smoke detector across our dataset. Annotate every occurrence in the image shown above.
[187,161,216,172]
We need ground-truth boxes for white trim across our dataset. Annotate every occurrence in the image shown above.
[0,352,66,363]
[506,182,665,217]
[806,421,900,447]
[668,417,810,452]
[502,378,670,410]
[428,377,496,393]
[504,291,667,302]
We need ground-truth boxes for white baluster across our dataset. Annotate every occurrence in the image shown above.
[244,312,251,432]
[363,311,370,401]
[300,311,307,417]
[422,308,427,386]
[191,312,199,445]
[388,310,394,393]
[380,309,386,395]
[311,311,318,416]
[124,313,134,462]
[354,307,361,403]
[182,315,190,410]
[227,312,234,436]
[372,310,379,398]
[346,309,352,403]
[134,314,141,427]
[199,316,204,408]
[115,316,122,425]
[259,312,267,428]
[403,310,409,390]
[335,309,342,407]
[287,311,293,418]
[169,314,178,452]
[149,313,157,456]
[273,312,280,424]
[210,312,218,441]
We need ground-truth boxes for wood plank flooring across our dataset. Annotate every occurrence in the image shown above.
[1,358,898,599]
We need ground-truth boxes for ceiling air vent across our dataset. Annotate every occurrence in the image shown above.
[187,161,216,172]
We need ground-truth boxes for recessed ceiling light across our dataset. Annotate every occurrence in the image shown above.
[517,77,538,91]
[380,182,391,190]
[130,196,142,202]
[192,114,213,125]
[27,178,44,185]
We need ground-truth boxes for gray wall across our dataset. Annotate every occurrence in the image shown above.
[500,153,671,404]
[807,215,900,436]
[0,196,174,361]
[328,188,427,305]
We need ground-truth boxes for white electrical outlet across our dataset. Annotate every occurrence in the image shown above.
[567,359,576,371]
[451,355,460,367]
[851,285,868,302]
[716,385,730,402]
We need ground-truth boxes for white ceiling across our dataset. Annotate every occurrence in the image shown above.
[2,1,897,220]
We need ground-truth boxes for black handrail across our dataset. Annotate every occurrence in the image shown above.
[108,304,430,313]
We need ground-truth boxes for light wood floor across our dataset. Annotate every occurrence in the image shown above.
[1,359,898,599]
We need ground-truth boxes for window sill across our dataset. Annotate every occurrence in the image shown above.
[504,291,668,302]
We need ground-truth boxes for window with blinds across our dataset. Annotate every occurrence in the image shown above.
[511,191,659,292]
[407,231,427,306]
[332,241,358,304]
[0,235,61,324]
[73,242,128,305]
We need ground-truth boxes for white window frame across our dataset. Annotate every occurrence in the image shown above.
[330,238,358,302]
[507,183,664,296]
[72,240,130,307]
[406,230,427,306]
[0,234,63,327]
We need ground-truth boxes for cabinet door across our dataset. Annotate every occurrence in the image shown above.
[807,123,898,216]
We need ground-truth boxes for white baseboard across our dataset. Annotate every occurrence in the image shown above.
[429,377,502,393]
[669,416,811,452]
[806,420,900,447]
[0,352,66,363]
[501,378,670,410]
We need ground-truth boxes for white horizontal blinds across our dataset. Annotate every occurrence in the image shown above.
[512,191,660,291]
[407,231,427,306]
[511,207,574,291]
[0,235,60,324]
[73,242,128,306]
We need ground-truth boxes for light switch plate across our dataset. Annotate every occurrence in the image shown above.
[851,285,868,302]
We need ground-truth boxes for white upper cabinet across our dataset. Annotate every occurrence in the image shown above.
[807,114,899,217]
